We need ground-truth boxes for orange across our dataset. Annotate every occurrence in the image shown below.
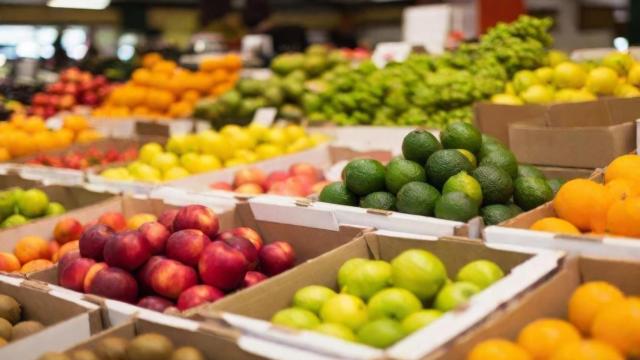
[223,54,242,71]
[604,178,640,203]
[146,90,175,112]
[33,132,57,152]
[530,217,581,235]
[553,179,608,232]
[181,90,201,103]
[468,339,532,360]
[7,130,35,157]
[142,52,162,69]
[132,106,151,116]
[0,147,10,162]
[63,115,89,132]
[568,281,625,335]
[517,318,581,359]
[21,117,47,133]
[605,154,640,183]
[20,259,53,273]
[210,69,228,83]
[167,101,193,118]
[14,236,50,264]
[76,129,102,144]
[54,129,75,148]
[550,340,624,360]
[0,252,21,272]
[606,197,640,237]
[152,60,177,74]
[200,56,224,72]
[53,240,79,263]
[591,297,640,357]
[132,68,152,86]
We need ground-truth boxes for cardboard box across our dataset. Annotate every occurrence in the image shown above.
[425,256,640,359]
[88,117,194,138]
[537,165,595,180]
[0,274,103,360]
[195,230,563,360]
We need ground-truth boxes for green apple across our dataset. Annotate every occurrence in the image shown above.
[151,152,179,172]
[271,307,320,330]
[337,258,368,289]
[367,287,422,321]
[401,309,442,334]
[194,154,221,173]
[293,285,337,314]
[180,152,200,173]
[456,260,504,290]
[131,163,162,183]
[342,260,392,300]
[164,166,190,181]
[356,319,405,349]
[138,142,164,164]
[0,190,16,221]
[45,202,66,216]
[391,249,447,302]
[16,189,49,218]
[320,294,368,330]
[433,281,480,312]
[1,214,28,228]
[313,323,356,342]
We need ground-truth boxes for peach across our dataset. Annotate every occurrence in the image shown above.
[177,285,224,311]
[98,211,127,232]
[223,236,258,270]
[230,227,263,252]
[199,241,248,291]
[233,168,267,189]
[165,229,209,267]
[243,271,268,288]
[209,181,233,191]
[59,257,95,291]
[83,262,108,293]
[150,259,198,299]
[258,241,295,276]
[235,183,264,195]
[14,236,50,264]
[267,179,305,197]
[88,266,138,303]
[20,259,53,273]
[137,296,173,312]
[127,213,157,230]
[103,230,151,271]
[48,241,59,260]
[289,163,321,181]
[137,256,165,293]
[139,222,170,255]
[53,218,84,245]
[173,205,220,238]
[157,209,179,232]
[311,180,330,195]
[80,224,115,261]
[0,252,21,272]
[54,240,79,263]
[264,170,289,191]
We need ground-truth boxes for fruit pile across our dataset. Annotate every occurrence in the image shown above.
[209,163,328,196]
[468,281,637,360]
[492,51,640,105]
[30,67,112,118]
[0,294,46,347]
[529,154,640,238]
[0,188,65,229]
[26,146,138,170]
[57,204,295,311]
[0,114,102,162]
[100,124,327,183]
[92,53,241,119]
[320,122,562,225]
[38,332,206,360]
[271,251,504,348]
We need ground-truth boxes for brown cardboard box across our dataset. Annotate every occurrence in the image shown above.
[537,165,595,180]
[425,256,640,360]
[474,102,546,146]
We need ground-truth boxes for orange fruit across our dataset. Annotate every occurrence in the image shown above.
[181,90,201,103]
[142,52,162,69]
[223,54,242,71]
[0,147,10,162]
[568,281,625,335]
[76,129,102,144]
[554,179,608,232]
[132,68,152,86]
[152,60,177,74]
[53,240,79,263]
[168,101,193,118]
[20,259,53,273]
[200,56,224,72]
[14,236,50,264]
[21,117,47,133]
[606,197,640,237]
[468,339,532,360]
[7,130,35,157]
[132,106,151,116]
[0,252,21,272]
[604,178,640,203]
[591,297,640,357]
[550,340,624,360]
[605,154,640,183]
[530,217,581,235]
[63,115,89,132]
[517,318,582,359]
[54,129,75,148]
[146,90,175,112]
[33,132,57,152]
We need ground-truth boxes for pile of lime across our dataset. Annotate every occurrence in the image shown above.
[0,187,65,228]
[320,122,562,225]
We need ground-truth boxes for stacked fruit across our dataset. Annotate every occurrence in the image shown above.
[0,188,65,229]
[320,122,561,225]
[468,281,638,360]
[27,146,138,170]
[0,294,46,347]
[529,154,640,238]
[30,67,112,118]
[57,205,295,311]
[271,251,504,348]
[209,163,328,196]
[92,53,241,119]
[0,114,102,162]
[492,51,640,105]
[100,124,327,183]
[38,333,206,360]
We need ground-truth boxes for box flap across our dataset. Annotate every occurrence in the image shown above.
[473,102,546,146]
[546,100,611,127]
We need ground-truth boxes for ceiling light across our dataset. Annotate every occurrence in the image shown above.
[47,0,110,10]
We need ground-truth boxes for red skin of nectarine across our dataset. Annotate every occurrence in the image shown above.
[157,209,179,232]
[54,218,84,245]
[58,250,81,274]
[176,285,224,311]
[59,257,95,292]
[263,170,289,191]
[98,212,127,232]
[88,267,138,303]
[137,296,174,312]
[222,236,258,270]
[83,262,108,293]
[138,222,170,255]
[199,241,248,291]
[215,228,264,252]
[79,224,114,261]
[233,168,267,189]
[289,163,321,181]
[165,229,209,267]
[137,256,166,293]
[150,259,198,299]
[103,230,151,271]
[258,241,296,276]
[173,205,220,239]
[209,182,233,191]
[242,271,268,288]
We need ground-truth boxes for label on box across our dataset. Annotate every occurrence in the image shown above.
[252,107,277,127]
[372,42,412,68]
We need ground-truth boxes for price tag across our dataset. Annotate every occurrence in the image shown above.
[372,42,412,68]
[251,107,277,127]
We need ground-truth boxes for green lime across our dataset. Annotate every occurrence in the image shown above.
[0,191,16,221]
[440,122,482,154]
[356,319,405,348]
[481,134,504,147]
[402,130,442,165]
[478,141,507,160]
[480,204,515,225]
[45,202,66,216]
[360,192,396,211]
[434,192,479,222]
[513,177,554,211]
[508,202,523,217]
[1,214,28,228]
[344,159,386,196]
[396,182,440,216]
[457,149,477,168]
[442,171,483,205]
[319,182,358,206]
[385,159,427,194]
[16,189,49,218]
[546,178,566,195]
[479,149,518,179]
[425,149,474,190]
[471,166,514,205]
[517,165,546,179]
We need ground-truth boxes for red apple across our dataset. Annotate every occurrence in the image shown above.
[59,257,95,292]
[103,230,151,271]
[198,241,248,291]
[233,168,267,189]
[157,209,179,232]
[137,296,173,312]
[209,182,233,191]
[150,259,198,299]
[258,241,295,276]
[98,212,127,232]
[176,285,224,311]
[222,236,258,270]
[137,256,166,293]
[173,205,220,239]
[264,170,289,191]
[83,262,108,293]
[138,222,170,255]
[231,227,263,252]
[88,267,138,303]
[53,218,84,245]
[165,229,209,267]
[58,94,75,109]
[79,224,115,261]
[243,271,268,288]
[289,163,321,181]
[234,183,264,195]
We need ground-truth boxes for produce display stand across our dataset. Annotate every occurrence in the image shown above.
[308,125,418,155]
[87,117,195,138]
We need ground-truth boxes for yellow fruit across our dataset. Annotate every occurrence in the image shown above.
[0,147,10,162]
[602,51,634,76]
[591,297,640,357]
[605,154,640,183]
[550,340,624,360]
[63,115,89,132]
[568,282,625,335]
[547,50,569,67]
[553,62,587,89]
[521,85,554,104]
[513,70,541,94]
[263,128,289,147]
[628,63,640,86]
[468,339,532,360]
[535,67,554,84]
[255,144,283,160]
[284,125,306,141]
[586,67,618,95]
[229,131,256,150]
[530,217,581,235]
[517,318,582,359]
[491,93,524,105]
[76,129,102,144]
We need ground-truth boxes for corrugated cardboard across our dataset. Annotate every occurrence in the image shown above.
[537,165,595,180]
[474,102,546,146]
[425,256,640,360]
